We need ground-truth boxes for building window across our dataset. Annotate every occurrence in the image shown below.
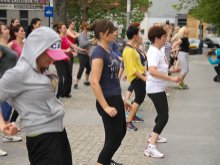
[0,10,7,24]
[20,10,28,30]
[178,19,187,27]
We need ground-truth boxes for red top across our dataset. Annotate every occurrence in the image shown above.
[66,35,75,44]
[11,40,22,58]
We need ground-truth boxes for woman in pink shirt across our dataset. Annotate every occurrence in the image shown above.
[8,25,25,58]
[55,23,87,98]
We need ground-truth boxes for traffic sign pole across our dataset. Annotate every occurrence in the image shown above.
[49,0,53,28]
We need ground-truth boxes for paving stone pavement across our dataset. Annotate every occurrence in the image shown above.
[1,55,219,165]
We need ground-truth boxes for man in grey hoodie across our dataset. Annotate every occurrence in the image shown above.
[0,26,72,165]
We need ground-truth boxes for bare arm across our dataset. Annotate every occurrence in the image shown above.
[70,43,87,53]
[149,66,180,82]
[172,38,182,50]
[7,41,13,49]
[67,29,79,39]
[134,71,147,81]
[91,58,117,117]
[0,113,18,135]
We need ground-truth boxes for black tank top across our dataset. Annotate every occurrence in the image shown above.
[180,37,190,53]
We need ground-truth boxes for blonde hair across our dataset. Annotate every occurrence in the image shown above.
[177,26,188,38]
[171,26,180,43]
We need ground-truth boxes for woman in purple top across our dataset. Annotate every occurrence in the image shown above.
[91,19,129,165]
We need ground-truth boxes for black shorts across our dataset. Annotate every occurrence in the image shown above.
[26,129,72,165]
[131,78,146,105]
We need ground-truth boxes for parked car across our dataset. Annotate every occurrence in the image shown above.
[210,37,220,46]
[203,38,220,48]
[189,38,207,55]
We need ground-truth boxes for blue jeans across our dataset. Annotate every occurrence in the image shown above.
[0,101,12,121]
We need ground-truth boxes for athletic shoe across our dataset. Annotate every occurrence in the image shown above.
[144,145,164,158]
[83,81,91,86]
[109,160,123,165]
[166,92,171,97]
[0,149,7,156]
[181,82,188,89]
[177,84,184,89]
[126,122,138,131]
[132,116,144,123]
[74,84,78,89]
[177,82,188,89]
[3,136,22,143]
[148,135,167,143]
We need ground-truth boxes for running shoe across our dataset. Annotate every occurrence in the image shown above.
[0,149,7,156]
[109,160,123,165]
[132,116,144,123]
[3,136,22,143]
[144,145,164,158]
[74,84,78,89]
[126,122,138,131]
[83,81,91,86]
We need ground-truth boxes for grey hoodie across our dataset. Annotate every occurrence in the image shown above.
[0,27,65,136]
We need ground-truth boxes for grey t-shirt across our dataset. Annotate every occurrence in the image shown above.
[0,45,18,78]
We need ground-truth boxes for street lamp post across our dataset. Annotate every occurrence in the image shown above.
[126,0,131,30]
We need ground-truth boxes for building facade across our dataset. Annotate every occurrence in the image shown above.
[140,0,207,39]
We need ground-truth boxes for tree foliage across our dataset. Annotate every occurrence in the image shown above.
[66,0,152,35]
[173,0,220,32]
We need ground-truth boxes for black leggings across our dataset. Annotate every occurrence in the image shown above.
[76,53,91,80]
[96,95,126,165]
[214,65,220,75]
[148,91,169,134]
[10,109,19,122]
[54,60,72,98]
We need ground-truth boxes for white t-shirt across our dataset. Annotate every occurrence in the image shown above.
[146,45,169,94]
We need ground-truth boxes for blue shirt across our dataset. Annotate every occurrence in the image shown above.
[91,45,121,97]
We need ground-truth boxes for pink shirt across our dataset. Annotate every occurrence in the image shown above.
[11,40,23,58]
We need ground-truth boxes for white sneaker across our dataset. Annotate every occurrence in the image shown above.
[0,149,7,156]
[144,145,164,158]
[148,135,167,143]
[3,136,22,143]
[166,92,171,97]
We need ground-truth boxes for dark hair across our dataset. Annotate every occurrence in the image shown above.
[0,21,5,35]
[9,25,22,42]
[148,26,166,43]
[10,18,19,28]
[67,21,76,28]
[114,26,118,31]
[56,23,65,34]
[26,18,41,38]
[93,19,114,40]
[129,22,140,28]
[126,26,139,40]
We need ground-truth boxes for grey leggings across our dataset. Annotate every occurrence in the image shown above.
[178,51,189,75]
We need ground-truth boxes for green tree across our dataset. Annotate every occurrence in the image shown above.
[66,0,152,35]
[173,0,220,32]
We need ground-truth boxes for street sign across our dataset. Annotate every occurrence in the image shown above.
[44,6,53,17]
